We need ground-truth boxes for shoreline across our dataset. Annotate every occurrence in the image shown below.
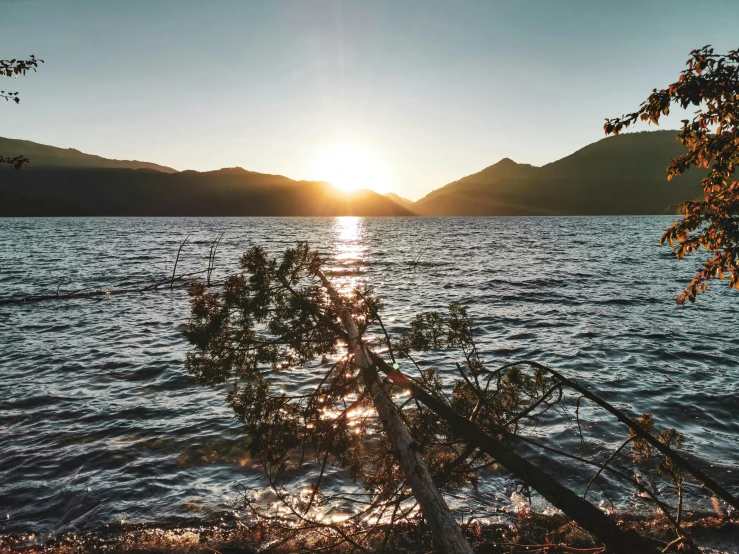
[2,510,737,553]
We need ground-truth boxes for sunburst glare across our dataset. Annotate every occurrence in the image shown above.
[307,142,391,193]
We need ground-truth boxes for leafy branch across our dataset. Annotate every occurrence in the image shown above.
[605,45,739,304]
[1,55,43,171]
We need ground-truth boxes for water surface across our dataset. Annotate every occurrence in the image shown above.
[1,216,737,535]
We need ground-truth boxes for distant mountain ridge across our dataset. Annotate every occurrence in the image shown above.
[384,192,415,210]
[0,137,176,173]
[0,165,414,217]
[0,131,705,217]
[0,137,413,216]
[413,131,703,216]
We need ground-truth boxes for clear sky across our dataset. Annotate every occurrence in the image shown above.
[2,0,739,199]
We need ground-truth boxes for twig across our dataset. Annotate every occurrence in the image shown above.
[584,436,635,498]
[207,233,224,286]
[171,235,190,290]
[409,248,427,268]
[0,270,216,306]
[503,360,739,512]
[491,543,606,553]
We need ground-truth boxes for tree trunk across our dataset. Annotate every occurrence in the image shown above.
[319,273,474,554]
[519,360,739,512]
[369,352,660,554]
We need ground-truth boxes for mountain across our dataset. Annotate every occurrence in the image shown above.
[0,137,413,216]
[413,131,704,215]
[0,137,176,173]
[384,192,415,210]
[0,165,414,217]
[0,131,704,217]
[0,191,89,216]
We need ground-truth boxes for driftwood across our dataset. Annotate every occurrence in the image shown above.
[0,270,213,306]
[1,235,223,306]
[170,235,190,289]
[176,243,735,553]
[305,268,719,553]
[206,233,224,286]
[315,271,668,553]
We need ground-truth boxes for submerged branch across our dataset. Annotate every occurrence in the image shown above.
[507,360,739,512]
[367,351,660,554]
[0,270,216,306]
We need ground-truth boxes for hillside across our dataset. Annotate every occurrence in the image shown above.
[413,131,704,215]
[0,191,89,216]
[0,165,414,217]
[384,192,415,210]
[0,131,704,217]
[0,137,176,173]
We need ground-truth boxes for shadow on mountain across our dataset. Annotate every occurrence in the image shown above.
[414,131,704,215]
[0,191,90,216]
[0,167,414,216]
[0,131,705,217]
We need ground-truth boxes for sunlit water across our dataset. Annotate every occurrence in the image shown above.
[1,216,737,536]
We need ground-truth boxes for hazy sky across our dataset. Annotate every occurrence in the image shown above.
[3,0,739,199]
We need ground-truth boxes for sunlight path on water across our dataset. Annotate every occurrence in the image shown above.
[329,216,368,296]
[0,216,737,535]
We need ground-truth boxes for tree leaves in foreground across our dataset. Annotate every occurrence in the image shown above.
[1,55,43,171]
[605,45,739,304]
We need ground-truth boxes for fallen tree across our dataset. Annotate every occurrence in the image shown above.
[183,243,739,553]
[316,268,474,553]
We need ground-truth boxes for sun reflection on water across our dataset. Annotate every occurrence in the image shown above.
[256,215,391,528]
[330,217,367,294]
[333,217,365,262]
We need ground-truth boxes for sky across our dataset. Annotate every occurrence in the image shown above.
[2,0,739,200]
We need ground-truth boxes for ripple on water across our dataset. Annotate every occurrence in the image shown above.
[0,216,738,534]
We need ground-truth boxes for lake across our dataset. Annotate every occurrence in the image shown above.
[1,216,737,536]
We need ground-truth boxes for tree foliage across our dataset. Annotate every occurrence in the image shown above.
[183,243,732,552]
[605,46,739,304]
[1,55,43,171]
[186,245,484,489]
[183,244,576,550]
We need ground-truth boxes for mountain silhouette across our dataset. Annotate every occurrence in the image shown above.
[0,131,706,217]
[0,137,176,173]
[413,131,703,215]
[0,165,413,216]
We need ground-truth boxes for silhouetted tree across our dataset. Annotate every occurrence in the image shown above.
[185,243,738,552]
[605,46,739,304]
[1,55,43,170]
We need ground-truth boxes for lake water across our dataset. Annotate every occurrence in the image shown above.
[1,216,738,537]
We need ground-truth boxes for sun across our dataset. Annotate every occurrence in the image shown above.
[307,142,391,193]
